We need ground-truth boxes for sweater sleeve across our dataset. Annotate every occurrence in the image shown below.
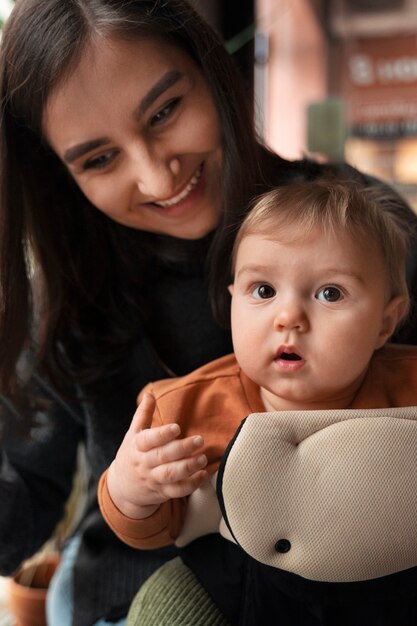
[0,375,83,575]
[98,362,248,549]
[98,469,186,549]
[98,383,188,549]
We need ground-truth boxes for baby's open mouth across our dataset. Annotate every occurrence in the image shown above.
[274,347,305,369]
[279,352,302,361]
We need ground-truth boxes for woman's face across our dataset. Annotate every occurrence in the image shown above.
[43,37,223,239]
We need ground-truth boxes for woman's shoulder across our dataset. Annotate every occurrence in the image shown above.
[258,145,363,188]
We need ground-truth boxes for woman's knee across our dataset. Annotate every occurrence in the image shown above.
[46,535,81,626]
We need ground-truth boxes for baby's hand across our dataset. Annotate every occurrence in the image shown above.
[107,393,208,519]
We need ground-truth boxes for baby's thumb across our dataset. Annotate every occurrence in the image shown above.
[129,392,156,434]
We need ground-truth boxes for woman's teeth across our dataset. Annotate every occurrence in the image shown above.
[155,165,202,208]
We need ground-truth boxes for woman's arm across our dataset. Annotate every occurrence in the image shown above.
[0,376,83,575]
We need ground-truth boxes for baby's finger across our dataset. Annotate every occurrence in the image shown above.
[153,452,208,484]
[129,392,156,434]
[142,433,204,465]
[162,470,209,500]
[137,422,182,453]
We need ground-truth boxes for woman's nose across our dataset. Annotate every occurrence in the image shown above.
[274,299,309,332]
[134,150,180,199]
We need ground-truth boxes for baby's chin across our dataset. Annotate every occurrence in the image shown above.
[259,385,356,412]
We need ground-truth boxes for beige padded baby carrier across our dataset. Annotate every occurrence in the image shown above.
[177,406,417,583]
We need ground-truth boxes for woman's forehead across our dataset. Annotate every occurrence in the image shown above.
[42,36,200,145]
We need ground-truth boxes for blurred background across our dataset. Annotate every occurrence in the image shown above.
[1,0,416,207]
[194,0,417,211]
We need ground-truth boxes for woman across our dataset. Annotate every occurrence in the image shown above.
[0,1,411,626]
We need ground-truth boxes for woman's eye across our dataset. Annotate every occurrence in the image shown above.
[251,284,276,300]
[83,150,117,171]
[316,286,343,302]
[150,98,180,126]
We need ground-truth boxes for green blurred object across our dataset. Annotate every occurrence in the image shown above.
[225,23,255,55]
[307,99,346,159]
[0,0,14,28]
[126,557,229,626]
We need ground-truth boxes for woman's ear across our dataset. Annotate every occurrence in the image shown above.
[375,295,409,349]
[228,284,234,296]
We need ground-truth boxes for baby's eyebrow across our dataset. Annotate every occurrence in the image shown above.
[319,268,365,284]
[235,264,269,278]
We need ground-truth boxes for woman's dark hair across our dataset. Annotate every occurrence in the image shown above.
[0,0,265,396]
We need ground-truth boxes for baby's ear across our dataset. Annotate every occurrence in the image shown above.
[375,296,409,348]
[228,284,234,296]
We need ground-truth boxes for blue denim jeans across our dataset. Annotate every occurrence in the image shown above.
[46,535,126,626]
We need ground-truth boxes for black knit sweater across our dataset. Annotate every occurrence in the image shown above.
[0,232,232,626]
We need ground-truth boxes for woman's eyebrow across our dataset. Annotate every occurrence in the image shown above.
[134,69,183,118]
[63,70,184,164]
[64,138,110,164]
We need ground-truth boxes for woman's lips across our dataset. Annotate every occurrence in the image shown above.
[154,164,203,208]
[143,163,205,219]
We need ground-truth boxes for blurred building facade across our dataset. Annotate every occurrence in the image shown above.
[194,0,417,208]
[255,0,417,208]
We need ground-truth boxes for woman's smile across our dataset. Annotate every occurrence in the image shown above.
[43,37,223,240]
[152,163,203,209]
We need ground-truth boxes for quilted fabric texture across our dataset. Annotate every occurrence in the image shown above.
[219,406,417,582]
[176,474,221,548]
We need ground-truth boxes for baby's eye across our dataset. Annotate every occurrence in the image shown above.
[316,286,343,302]
[83,150,117,171]
[151,98,181,126]
[251,284,276,299]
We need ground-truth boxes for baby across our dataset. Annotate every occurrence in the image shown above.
[100,175,417,625]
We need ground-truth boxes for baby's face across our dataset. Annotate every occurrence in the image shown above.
[230,226,402,411]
